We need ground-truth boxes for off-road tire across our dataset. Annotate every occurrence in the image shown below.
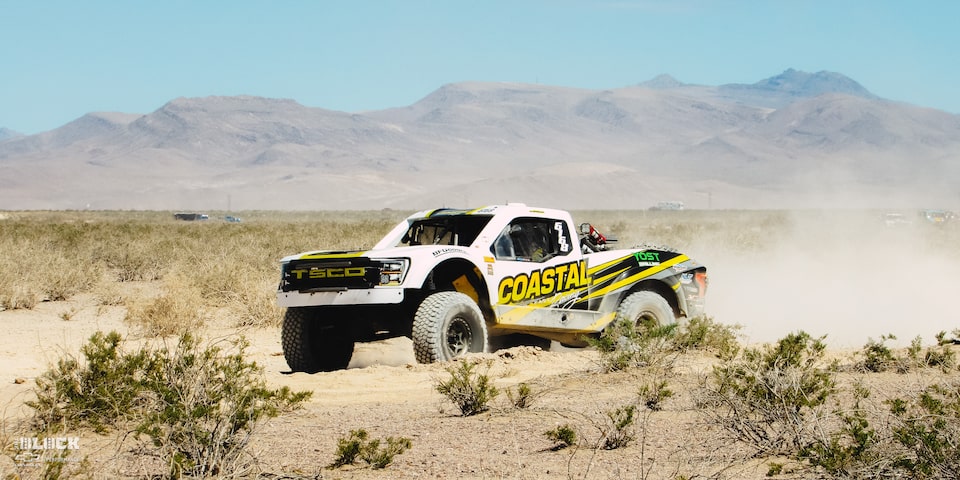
[615,291,675,329]
[281,307,355,373]
[412,291,488,364]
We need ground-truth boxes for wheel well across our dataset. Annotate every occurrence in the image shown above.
[627,280,680,318]
[423,258,492,318]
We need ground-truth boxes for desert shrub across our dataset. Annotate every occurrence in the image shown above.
[331,428,367,467]
[361,436,413,469]
[230,287,284,328]
[673,316,741,360]
[134,334,311,477]
[27,330,311,478]
[596,404,636,450]
[106,249,167,282]
[800,384,884,477]
[0,282,39,310]
[588,320,678,373]
[590,316,739,373]
[506,382,536,409]
[887,382,960,478]
[902,334,958,372]
[331,429,412,469]
[28,331,150,433]
[124,278,206,336]
[858,334,903,373]
[38,253,103,302]
[92,278,126,306]
[638,378,673,411]
[544,424,578,450]
[924,332,957,371]
[435,359,499,416]
[700,331,836,456]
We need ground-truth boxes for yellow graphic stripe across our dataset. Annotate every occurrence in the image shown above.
[585,254,689,301]
[591,264,633,286]
[587,254,635,275]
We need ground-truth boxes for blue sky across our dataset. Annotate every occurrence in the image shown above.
[2,0,958,134]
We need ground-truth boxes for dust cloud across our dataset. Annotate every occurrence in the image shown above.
[693,210,960,349]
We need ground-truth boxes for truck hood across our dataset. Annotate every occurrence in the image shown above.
[281,245,474,263]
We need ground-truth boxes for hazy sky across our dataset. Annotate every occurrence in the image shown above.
[2,0,958,134]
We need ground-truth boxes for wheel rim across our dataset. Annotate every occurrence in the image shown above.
[636,310,660,330]
[445,316,473,356]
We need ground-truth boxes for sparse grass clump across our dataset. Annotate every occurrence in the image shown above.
[597,404,636,450]
[638,379,673,411]
[435,359,500,416]
[544,424,578,450]
[331,429,412,469]
[507,382,536,409]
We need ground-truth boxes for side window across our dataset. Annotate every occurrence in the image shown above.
[490,218,572,262]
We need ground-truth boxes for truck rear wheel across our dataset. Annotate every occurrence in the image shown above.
[281,307,355,373]
[412,291,488,363]
[615,291,675,329]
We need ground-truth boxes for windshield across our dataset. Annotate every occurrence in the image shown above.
[397,215,492,247]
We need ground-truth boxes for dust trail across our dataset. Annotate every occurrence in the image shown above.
[695,211,960,348]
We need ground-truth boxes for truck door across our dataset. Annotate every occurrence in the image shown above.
[489,217,586,307]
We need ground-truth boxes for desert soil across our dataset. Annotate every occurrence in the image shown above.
[0,288,788,480]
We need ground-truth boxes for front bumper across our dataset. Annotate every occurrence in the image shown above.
[277,287,405,308]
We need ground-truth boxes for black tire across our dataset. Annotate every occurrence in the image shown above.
[614,291,675,329]
[412,291,488,364]
[281,307,355,373]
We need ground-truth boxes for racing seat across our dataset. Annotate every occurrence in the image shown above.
[494,235,515,259]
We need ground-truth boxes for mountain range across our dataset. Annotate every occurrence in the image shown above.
[1,69,958,211]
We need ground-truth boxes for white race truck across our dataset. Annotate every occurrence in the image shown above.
[277,204,707,372]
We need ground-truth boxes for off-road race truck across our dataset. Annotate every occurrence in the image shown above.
[277,204,708,372]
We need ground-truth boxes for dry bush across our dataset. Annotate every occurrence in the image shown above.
[124,276,206,337]
[699,331,836,456]
[92,278,126,306]
[219,274,284,328]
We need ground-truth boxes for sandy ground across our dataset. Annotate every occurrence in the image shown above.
[1,216,958,478]
[0,292,768,479]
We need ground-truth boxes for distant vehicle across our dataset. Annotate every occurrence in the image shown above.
[225,215,242,223]
[174,213,209,221]
[649,201,685,211]
[918,210,953,225]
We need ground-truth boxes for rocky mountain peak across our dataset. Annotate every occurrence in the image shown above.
[639,74,686,89]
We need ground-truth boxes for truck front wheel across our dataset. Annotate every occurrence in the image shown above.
[615,291,675,329]
[412,291,488,363]
[281,307,355,373]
